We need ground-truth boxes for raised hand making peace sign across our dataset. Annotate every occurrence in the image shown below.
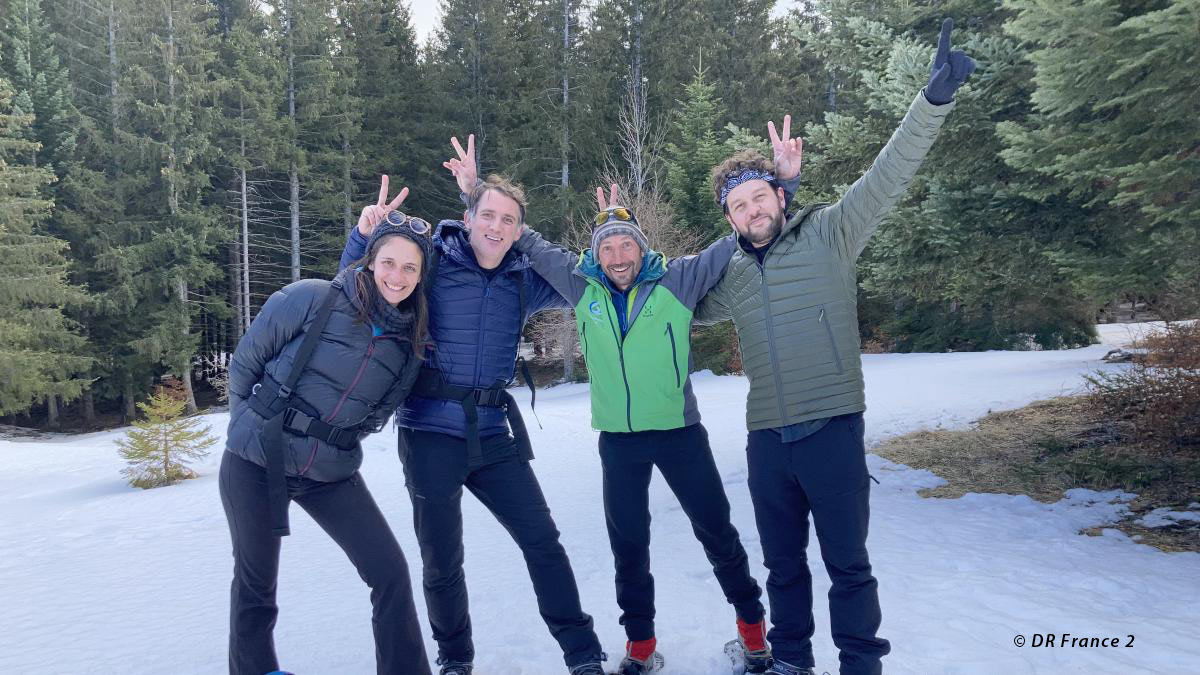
[443,134,479,196]
[924,18,976,105]
[357,175,409,237]
[594,183,620,211]
[767,114,803,181]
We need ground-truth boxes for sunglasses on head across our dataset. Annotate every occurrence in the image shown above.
[385,210,432,235]
[594,207,635,226]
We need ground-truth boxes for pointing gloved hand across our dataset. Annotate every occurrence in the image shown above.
[924,18,976,105]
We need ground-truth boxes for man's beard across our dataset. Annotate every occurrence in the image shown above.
[746,209,784,248]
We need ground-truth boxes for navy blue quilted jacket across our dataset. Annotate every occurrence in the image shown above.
[339,221,567,439]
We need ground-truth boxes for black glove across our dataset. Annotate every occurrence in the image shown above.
[925,18,976,105]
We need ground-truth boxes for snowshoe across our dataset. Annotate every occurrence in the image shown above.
[613,651,664,674]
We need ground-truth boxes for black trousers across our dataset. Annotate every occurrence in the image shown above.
[399,428,602,669]
[219,451,431,675]
[746,413,891,675]
[598,423,765,641]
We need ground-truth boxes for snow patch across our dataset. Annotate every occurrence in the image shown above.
[1,323,1197,674]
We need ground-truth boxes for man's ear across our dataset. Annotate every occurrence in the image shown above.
[775,187,786,208]
[725,213,737,232]
[462,210,470,227]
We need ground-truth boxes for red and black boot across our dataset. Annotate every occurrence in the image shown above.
[724,618,773,674]
[614,637,664,674]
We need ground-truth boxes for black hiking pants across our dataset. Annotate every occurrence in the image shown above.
[399,428,603,669]
[219,451,430,675]
[746,412,891,675]
[598,423,765,641]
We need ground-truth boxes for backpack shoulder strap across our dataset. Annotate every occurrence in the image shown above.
[279,278,342,396]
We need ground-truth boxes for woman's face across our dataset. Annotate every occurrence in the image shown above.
[370,235,423,305]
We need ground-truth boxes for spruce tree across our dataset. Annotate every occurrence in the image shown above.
[664,66,726,241]
[797,13,1099,351]
[337,1,429,225]
[265,0,352,282]
[213,0,285,336]
[116,381,216,489]
[999,0,1200,319]
[0,75,90,416]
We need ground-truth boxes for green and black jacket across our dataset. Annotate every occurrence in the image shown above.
[513,232,736,432]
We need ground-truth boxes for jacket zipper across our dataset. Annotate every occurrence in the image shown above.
[473,279,491,387]
[602,289,635,432]
[819,306,845,375]
[581,322,589,360]
[665,324,680,388]
[299,338,377,476]
[758,265,788,423]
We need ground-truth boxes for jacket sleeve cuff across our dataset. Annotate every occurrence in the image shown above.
[777,175,802,205]
[916,88,956,118]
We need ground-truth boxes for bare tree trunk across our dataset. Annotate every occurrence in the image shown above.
[229,242,242,343]
[163,2,195,415]
[622,0,651,201]
[287,0,300,282]
[82,389,95,425]
[238,98,251,331]
[562,310,576,381]
[46,395,60,429]
[343,132,354,233]
[123,381,135,422]
[560,0,575,382]
[241,166,251,331]
[165,2,178,215]
[107,0,119,144]
[290,167,300,280]
[177,278,198,414]
[560,0,570,207]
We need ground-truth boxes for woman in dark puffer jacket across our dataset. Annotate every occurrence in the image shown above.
[220,197,435,675]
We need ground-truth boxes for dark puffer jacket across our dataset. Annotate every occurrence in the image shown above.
[226,267,422,482]
[339,221,565,439]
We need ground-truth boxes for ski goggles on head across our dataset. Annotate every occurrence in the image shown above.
[594,206,637,226]
[384,209,431,235]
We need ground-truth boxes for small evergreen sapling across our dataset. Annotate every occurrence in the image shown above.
[117,381,216,489]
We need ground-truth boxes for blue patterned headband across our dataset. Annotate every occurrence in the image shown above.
[719,169,776,206]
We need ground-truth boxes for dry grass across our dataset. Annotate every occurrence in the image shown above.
[873,396,1200,552]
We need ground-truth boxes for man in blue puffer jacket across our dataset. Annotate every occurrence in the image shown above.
[339,167,606,675]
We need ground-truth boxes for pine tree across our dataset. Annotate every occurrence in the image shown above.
[337,1,432,224]
[264,0,354,283]
[213,0,286,339]
[116,381,216,489]
[664,66,727,241]
[108,0,225,414]
[999,0,1200,319]
[40,0,132,421]
[1,0,78,170]
[430,0,526,192]
[0,75,90,416]
[797,12,1099,351]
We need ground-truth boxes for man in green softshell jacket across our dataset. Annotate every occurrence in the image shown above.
[509,135,801,674]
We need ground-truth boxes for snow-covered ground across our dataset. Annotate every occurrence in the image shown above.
[2,323,1197,674]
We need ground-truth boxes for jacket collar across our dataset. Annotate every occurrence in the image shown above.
[576,248,666,292]
[435,220,530,274]
[735,203,829,257]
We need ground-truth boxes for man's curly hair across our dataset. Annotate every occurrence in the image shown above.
[711,150,775,212]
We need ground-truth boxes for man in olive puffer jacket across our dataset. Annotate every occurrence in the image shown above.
[695,19,975,675]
